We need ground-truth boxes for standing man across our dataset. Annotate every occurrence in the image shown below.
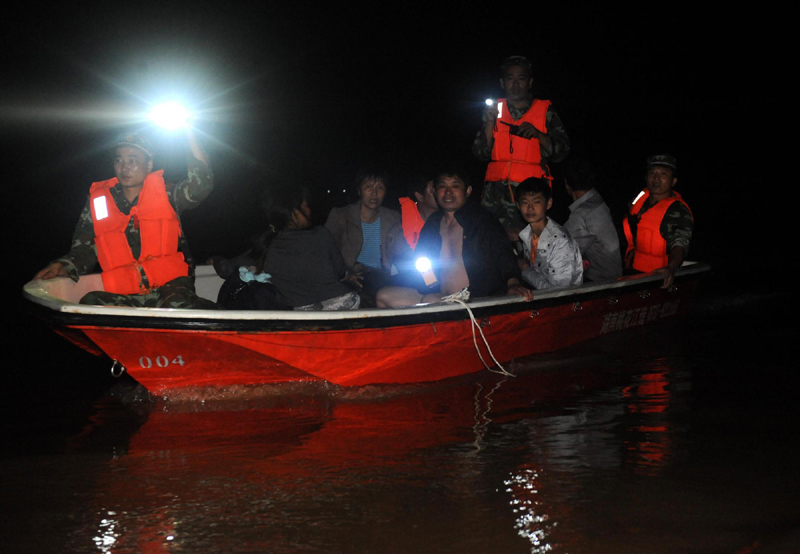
[562,157,622,282]
[473,55,570,241]
[376,165,531,308]
[623,154,693,289]
[34,131,215,308]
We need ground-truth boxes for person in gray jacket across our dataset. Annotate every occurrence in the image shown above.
[562,158,622,281]
[324,167,411,300]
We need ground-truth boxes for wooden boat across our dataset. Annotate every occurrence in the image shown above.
[22,262,710,393]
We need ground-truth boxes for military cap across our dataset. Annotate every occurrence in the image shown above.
[500,55,533,76]
[113,133,153,159]
[646,154,677,171]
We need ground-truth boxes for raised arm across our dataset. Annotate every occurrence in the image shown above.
[171,128,214,212]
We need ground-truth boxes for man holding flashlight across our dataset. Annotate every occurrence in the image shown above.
[376,165,530,307]
[34,131,215,308]
[473,55,570,242]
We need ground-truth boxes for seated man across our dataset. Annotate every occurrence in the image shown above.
[562,157,622,281]
[516,177,583,289]
[324,167,410,302]
[377,166,531,307]
[34,132,216,308]
[623,154,693,289]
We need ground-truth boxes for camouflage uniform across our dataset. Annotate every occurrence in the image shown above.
[79,276,214,308]
[630,197,694,256]
[473,100,570,232]
[53,157,216,308]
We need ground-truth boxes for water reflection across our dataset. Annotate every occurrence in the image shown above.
[505,467,552,552]
[497,357,690,552]
[8,310,797,553]
[622,364,675,476]
[52,350,684,552]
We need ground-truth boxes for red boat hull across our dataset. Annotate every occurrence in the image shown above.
[66,280,697,393]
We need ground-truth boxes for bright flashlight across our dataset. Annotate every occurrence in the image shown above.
[486,98,502,117]
[149,102,192,130]
[415,257,438,288]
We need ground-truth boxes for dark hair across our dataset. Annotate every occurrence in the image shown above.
[407,174,432,198]
[563,157,596,192]
[354,166,389,192]
[251,184,308,272]
[434,162,471,189]
[516,177,551,202]
[500,55,533,77]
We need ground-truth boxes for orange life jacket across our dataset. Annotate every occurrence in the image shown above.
[623,190,692,273]
[89,170,188,294]
[485,98,551,184]
[398,197,425,250]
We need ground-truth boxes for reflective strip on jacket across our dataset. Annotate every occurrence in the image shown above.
[623,189,692,273]
[89,170,188,294]
[398,197,424,250]
[485,98,551,183]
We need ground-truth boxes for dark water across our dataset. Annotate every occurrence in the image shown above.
[3,290,798,553]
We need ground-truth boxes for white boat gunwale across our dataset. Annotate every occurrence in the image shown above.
[22,262,710,331]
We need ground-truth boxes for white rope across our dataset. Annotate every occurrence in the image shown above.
[441,288,515,377]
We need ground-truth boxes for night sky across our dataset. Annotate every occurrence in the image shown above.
[4,5,787,294]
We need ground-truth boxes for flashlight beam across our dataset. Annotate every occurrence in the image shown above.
[149,101,192,130]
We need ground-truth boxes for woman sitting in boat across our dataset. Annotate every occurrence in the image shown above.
[324,167,411,303]
[213,184,360,311]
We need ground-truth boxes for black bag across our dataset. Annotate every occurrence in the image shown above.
[217,274,289,310]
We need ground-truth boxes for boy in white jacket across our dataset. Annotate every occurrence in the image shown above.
[516,178,583,289]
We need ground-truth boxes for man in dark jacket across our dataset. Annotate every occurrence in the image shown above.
[376,166,531,307]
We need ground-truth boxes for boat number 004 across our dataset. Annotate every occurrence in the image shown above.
[138,355,186,369]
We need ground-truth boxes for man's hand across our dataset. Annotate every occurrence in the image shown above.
[483,103,499,127]
[507,278,533,301]
[515,121,543,139]
[660,246,686,289]
[186,128,210,166]
[658,266,678,289]
[516,122,551,153]
[342,272,364,289]
[34,262,67,280]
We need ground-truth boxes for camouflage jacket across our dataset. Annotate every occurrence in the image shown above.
[472,99,571,170]
[55,158,214,280]
[635,197,694,254]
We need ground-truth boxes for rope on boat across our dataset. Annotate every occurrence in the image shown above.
[441,288,515,377]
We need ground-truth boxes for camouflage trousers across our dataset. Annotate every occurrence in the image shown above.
[480,181,526,233]
[79,276,217,309]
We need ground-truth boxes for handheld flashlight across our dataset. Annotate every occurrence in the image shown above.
[486,98,503,118]
[415,257,438,288]
[149,102,193,130]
